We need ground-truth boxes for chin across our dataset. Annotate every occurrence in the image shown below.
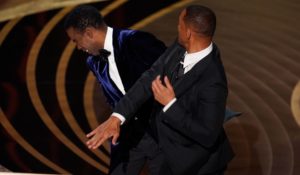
[90,51,98,56]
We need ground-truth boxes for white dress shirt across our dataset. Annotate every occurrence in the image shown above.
[103,27,126,124]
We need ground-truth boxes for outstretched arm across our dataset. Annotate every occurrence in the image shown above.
[85,40,182,149]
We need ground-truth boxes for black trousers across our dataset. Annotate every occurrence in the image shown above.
[110,133,227,175]
[110,133,164,175]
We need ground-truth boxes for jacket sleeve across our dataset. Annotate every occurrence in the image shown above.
[113,41,180,120]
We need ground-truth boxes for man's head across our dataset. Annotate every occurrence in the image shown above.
[64,5,106,56]
[178,5,216,47]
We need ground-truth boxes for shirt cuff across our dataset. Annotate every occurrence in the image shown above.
[111,112,126,125]
[163,98,177,112]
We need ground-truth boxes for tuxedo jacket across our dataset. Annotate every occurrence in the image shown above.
[87,29,166,157]
[114,41,234,175]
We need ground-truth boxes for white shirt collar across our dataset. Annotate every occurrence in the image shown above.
[104,27,113,52]
[183,42,213,68]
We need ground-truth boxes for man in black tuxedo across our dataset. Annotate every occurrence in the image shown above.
[87,5,234,175]
[64,5,166,175]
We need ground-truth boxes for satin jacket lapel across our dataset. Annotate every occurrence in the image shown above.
[173,48,215,98]
[112,29,121,66]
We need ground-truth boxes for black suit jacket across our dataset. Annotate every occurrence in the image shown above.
[114,41,234,175]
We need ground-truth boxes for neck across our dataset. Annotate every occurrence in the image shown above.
[186,36,212,54]
[95,26,108,50]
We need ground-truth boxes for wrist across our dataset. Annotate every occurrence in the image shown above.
[163,98,177,112]
[110,116,121,125]
[164,96,175,105]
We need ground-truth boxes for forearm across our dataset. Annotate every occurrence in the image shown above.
[113,41,181,121]
[113,50,169,120]
[113,66,158,120]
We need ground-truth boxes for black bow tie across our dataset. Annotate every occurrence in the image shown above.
[94,49,111,62]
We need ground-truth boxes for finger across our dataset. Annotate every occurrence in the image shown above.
[87,134,98,145]
[152,79,160,92]
[111,133,120,145]
[92,137,104,149]
[86,138,96,149]
[88,134,103,149]
[153,76,160,84]
[93,132,112,149]
[86,131,102,146]
[86,130,96,138]
[156,75,161,81]
[154,77,166,92]
[164,76,173,90]
[151,82,157,95]
[156,75,163,85]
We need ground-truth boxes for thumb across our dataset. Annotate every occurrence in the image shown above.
[111,133,120,145]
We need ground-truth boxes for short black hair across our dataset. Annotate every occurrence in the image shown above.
[184,5,216,37]
[64,5,105,32]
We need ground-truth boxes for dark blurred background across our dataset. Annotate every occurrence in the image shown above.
[1,0,300,175]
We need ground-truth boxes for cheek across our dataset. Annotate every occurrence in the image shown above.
[80,37,87,47]
[178,31,185,41]
[87,40,97,51]
[83,37,94,48]
[178,26,185,39]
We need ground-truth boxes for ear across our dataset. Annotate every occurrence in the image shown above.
[186,28,192,40]
[84,27,94,39]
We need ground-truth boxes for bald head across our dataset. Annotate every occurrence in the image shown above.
[183,5,216,37]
